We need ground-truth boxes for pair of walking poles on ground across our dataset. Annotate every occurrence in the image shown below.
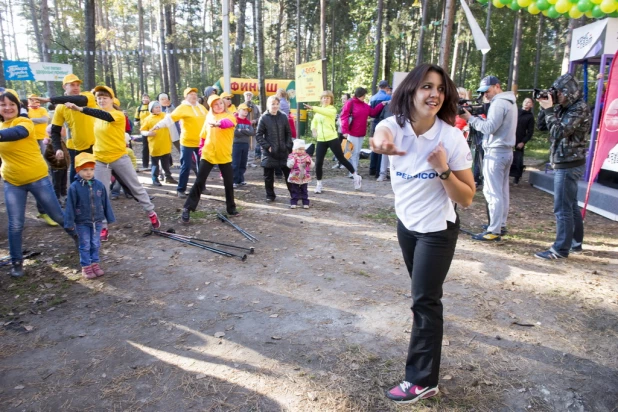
[148,211,258,262]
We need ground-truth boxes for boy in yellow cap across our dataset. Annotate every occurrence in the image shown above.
[65,152,115,279]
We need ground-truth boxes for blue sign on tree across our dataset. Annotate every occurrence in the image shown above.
[4,60,35,81]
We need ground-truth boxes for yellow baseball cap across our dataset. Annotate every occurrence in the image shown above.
[75,152,96,168]
[27,94,39,99]
[113,97,121,107]
[93,85,115,98]
[207,94,221,107]
[62,74,82,85]
[220,92,233,99]
[3,89,19,99]
[183,87,198,97]
[237,103,252,112]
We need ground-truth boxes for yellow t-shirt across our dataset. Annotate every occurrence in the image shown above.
[135,104,150,124]
[201,112,237,164]
[51,92,96,151]
[0,117,48,186]
[126,147,137,170]
[141,113,172,157]
[93,109,128,164]
[169,103,207,147]
[28,107,49,140]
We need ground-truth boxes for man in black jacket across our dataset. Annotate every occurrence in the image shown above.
[511,97,535,184]
[535,73,591,260]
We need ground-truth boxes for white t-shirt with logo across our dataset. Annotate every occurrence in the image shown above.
[377,116,472,233]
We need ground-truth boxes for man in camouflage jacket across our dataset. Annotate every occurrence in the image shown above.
[536,73,591,260]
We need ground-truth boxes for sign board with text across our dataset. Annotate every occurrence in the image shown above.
[3,60,72,81]
[295,60,324,102]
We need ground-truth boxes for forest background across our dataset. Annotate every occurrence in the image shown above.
[0,0,598,116]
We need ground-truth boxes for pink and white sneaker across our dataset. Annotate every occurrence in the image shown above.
[149,211,161,229]
[385,381,439,404]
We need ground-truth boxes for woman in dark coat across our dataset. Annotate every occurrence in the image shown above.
[255,96,293,202]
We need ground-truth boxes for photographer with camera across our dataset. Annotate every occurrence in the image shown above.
[535,73,591,260]
[461,76,517,242]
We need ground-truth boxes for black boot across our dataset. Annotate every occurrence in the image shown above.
[10,261,24,278]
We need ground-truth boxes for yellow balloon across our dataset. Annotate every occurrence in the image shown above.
[569,5,585,17]
[555,0,571,13]
[589,0,602,5]
[547,0,558,4]
[585,10,595,17]
[600,0,617,13]
[518,0,532,7]
[542,9,550,15]
[493,0,506,7]
[528,3,542,13]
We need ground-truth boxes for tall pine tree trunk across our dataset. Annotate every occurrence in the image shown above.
[533,15,544,89]
[84,0,96,90]
[382,0,395,83]
[40,0,55,96]
[320,0,326,88]
[165,2,178,105]
[233,0,247,77]
[159,1,169,93]
[28,0,43,59]
[510,11,523,94]
[371,0,384,95]
[561,18,580,75]
[438,0,455,70]
[272,0,284,77]
[256,0,266,112]
[138,0,145,95]
[416,0,428,65]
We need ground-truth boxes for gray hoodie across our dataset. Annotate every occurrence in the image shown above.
[468,91,517,150]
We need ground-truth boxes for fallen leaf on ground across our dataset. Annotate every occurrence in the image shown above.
[443,375,453,380]
[214,332,225,338]
[23,325,34,332]
[269,314,279,318]
[271,336,282,340]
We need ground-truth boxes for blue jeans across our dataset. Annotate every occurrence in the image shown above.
[76,223,102,267]
[232,142,249,184]
[552,164,585,257]
[4,177,75,263]
[178,145,199,193]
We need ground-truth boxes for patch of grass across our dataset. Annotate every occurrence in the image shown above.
[191,210,213,219]
[526,133,551,162]
[362,209,398,226]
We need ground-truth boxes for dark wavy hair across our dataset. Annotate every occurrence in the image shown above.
[0,92,22,122]
[354,87,367,99]
[390,63,458,128]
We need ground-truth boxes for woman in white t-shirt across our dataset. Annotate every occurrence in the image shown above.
[371,63,475,404]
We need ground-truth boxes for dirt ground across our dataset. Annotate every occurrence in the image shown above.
[0,147,617,412]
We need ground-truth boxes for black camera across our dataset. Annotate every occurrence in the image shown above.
[458,99,485,116]
[533,87,558,101]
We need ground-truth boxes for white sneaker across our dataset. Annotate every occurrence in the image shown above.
[290,204,297,209]
[331,163,341,169]
[376,175,386,182]
[353,173,362,190]
[314,181,323,194]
